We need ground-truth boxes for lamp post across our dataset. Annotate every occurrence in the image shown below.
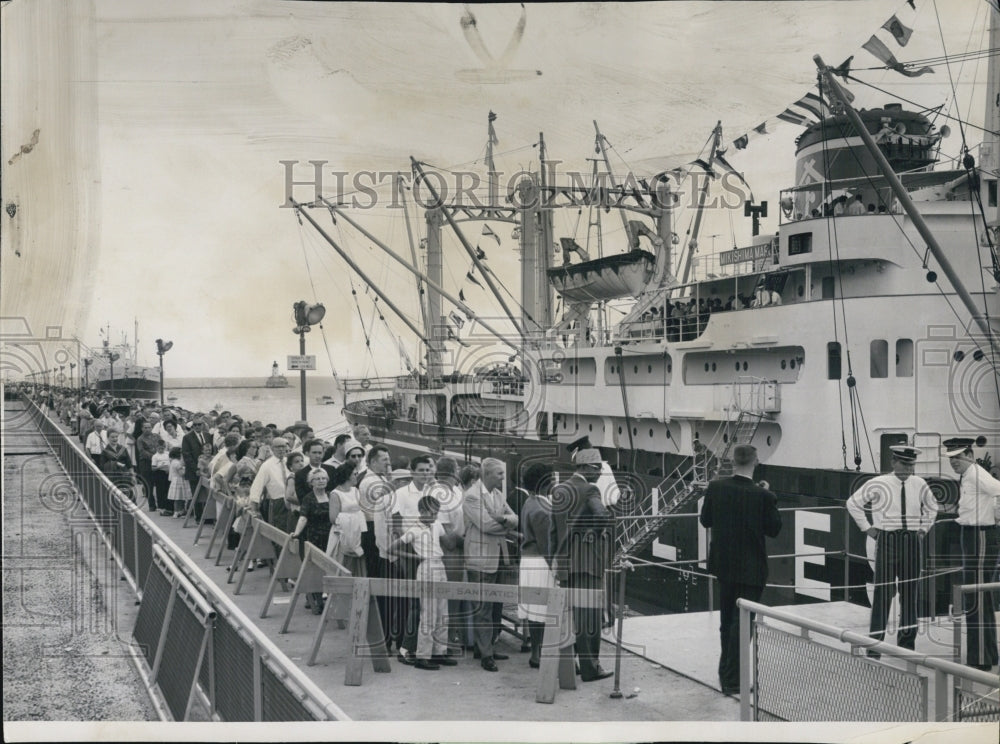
[292,300,326,423]
[108,352,120,396]
[83,358,92,391]
[155,338,173,406]
[69,362,76,394]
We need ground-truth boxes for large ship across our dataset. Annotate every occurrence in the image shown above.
[293,12,999,615]
[88,322,160,401]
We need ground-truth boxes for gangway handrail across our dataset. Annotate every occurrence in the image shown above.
[20,395,351,722]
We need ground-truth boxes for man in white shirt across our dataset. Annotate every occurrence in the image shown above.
[944,437,1000,671]
[847,445,938,655]
[248,437,290,530]
[323,433,352,468]
[85,422,108,462]
[389,455,437,664]
[358,445,397,651]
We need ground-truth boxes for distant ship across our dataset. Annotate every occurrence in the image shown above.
[265,360,289,388]
[89,322,160,401]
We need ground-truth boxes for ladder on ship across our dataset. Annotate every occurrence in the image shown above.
[612,410,766,568]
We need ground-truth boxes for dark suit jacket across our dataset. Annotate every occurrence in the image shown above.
[699,474,782,586]
[548,474,613,581]
[181,430,212,478]
[293,463,338,500]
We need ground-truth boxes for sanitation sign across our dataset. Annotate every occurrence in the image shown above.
[287,355,316,371]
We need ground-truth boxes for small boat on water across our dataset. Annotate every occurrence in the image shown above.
[166,394,178,404]
[265,360,289,388]
[316,395,338,405]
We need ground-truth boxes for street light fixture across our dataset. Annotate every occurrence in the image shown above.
[83,358,92,391]
[155,338,173,406]
[292,300,326,422]
[108,352,120,396]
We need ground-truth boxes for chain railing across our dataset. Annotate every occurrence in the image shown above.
[20,395,350,722]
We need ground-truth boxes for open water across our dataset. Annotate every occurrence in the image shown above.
[161,376,348,437]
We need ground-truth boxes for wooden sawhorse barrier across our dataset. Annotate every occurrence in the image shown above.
[258,541,354,665]
[182,477,211,529]
[322,576,602,701]
[228,516,283,592]
[202,491,238,562]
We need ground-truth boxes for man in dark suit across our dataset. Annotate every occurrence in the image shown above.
[699,443,782,695]
[181,417,214,518]
[548,448,614,682]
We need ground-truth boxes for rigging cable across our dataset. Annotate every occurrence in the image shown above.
[818,76,861,470]
[297,212,341,387]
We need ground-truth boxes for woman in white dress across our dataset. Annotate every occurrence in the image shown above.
[327,461,367,576]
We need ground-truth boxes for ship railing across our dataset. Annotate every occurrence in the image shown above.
[950,581,1000,720]
[737,598,998,722]
[19,395,350,722]
[341,375,404,394]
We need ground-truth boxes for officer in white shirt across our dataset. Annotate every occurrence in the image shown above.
[85,422,108,461]
[944,437,1000,671]
[847,445,938,655]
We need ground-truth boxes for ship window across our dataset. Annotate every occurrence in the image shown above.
[711,362,717,372]
[648,365,653,374]
[781,360,787,369]
[742,361,748,371]
[618,426,623,435]
[735,362,740,371]
[649,428,654,437]
[610,364,615,374]
[633,365,638,374]
[896,338,913,377]
[870,339,889,378]
[828,342,842,379]
[788,232,812,256]
[633,427,638,436]
[822,276,835,299]
[723,433,729,443]
[790,359,796,369]
[588,423,593,432]
[704,363,710,372]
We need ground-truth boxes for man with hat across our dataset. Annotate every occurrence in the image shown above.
[567,436,620,508]
[700,443,782,694]
[548,448,614,682]
[944,437,1000,671]
[847,444,938,657]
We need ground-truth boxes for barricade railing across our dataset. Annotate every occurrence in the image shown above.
[949,581,1000,722]
[21,396,350,722]
[737,598,998,722]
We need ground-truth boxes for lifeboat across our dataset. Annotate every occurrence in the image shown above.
[547,249,655,302]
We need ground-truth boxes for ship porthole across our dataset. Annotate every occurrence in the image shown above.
[735,362,740,371]
[704,363,709,372]
[649,428,654,437]
[742,362,748,371]
[781,360,787,369]
[634,365,639,374]
[633,427,638,436]
[790,359,796,369]
[589,423,593,432]
[723,433,729,443]
[973,350,984,361]
[953,350,965,362]
[711,362,717,372]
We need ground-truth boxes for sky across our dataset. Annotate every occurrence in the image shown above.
[1,0,992,380]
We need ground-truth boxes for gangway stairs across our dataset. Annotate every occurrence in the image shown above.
[612,410,766,569]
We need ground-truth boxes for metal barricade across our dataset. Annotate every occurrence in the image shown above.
[20,396,350,722]
[950,581,1000,722]
[738,598,998,722]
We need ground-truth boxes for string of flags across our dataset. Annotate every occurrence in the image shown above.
[730,0,930,152]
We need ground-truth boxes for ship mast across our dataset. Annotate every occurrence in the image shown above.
[486,110,499,209]
[679,121,723,286]
[594,120,634,247]
[816,56,1000,361]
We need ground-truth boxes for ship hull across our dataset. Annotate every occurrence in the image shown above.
[344,403,963,616]
[93,376,160,400]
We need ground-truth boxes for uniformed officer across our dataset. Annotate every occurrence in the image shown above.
[846,445,938,655]
[944,437,1000,671]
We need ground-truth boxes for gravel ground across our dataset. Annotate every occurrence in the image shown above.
[3,417,156,722]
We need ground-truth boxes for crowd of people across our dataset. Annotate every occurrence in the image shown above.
[26,385,619,679]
